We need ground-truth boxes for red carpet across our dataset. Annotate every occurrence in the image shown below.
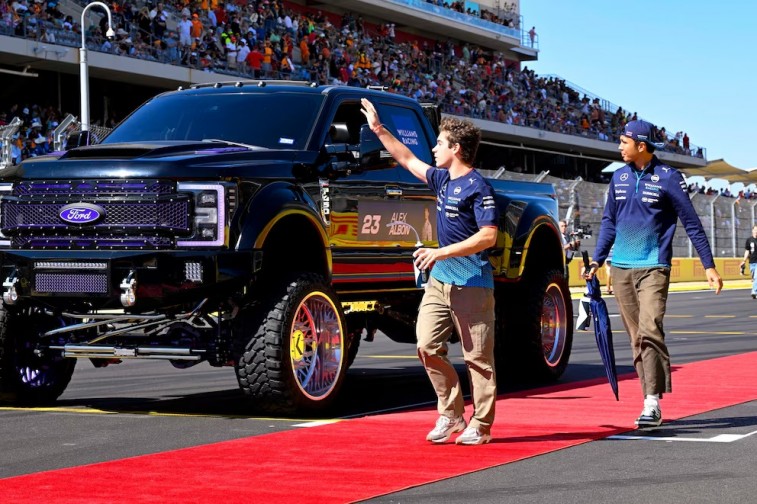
[1,352,756,503]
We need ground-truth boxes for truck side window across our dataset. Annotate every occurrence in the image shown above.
[330,102,367,144]
[378,105,433,165]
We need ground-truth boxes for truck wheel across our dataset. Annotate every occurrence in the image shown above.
[235,274,347,414]
[499,269,573,381]
[0,307,76,404]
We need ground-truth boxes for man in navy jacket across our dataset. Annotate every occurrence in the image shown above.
[585,120,722,427]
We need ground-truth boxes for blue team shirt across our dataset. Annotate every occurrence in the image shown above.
[593,156,715,270]
[425,166,499,288]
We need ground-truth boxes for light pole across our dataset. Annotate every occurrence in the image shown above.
[80,1,115,135]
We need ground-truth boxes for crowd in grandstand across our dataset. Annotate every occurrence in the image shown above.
[1,0,702,164]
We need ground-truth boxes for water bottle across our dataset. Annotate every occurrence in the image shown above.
[413,240,429,288]
[385,220,429,289]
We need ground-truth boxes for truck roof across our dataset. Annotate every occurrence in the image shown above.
[164,80,419,104]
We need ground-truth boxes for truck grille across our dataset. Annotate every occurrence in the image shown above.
[35,272,109,295]
[1,180,190,250]
[33,261,110,295]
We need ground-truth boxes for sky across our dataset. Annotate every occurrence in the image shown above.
[520,1,757,171]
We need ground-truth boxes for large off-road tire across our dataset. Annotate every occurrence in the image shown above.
[0,307,76,405]
[235,274,348,414]
[497,268,573,381]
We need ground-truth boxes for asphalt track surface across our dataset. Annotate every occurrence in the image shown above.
[1,284,756,503]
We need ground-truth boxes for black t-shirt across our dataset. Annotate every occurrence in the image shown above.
[746,236,757,263]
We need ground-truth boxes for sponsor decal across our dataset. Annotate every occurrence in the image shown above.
[453,186,462,195]
[319,179,330,225]
[358,200,436,241]
[58,203,105,225]
[642,191,660,197]
[389,113,428,159]
[651,174,660,183]
[620,173,629,181]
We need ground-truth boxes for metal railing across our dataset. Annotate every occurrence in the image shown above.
[385,0,524,40]
[0,114,113,167]
[0,118,23,170]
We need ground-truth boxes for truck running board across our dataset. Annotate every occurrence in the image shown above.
[48,344,205,360]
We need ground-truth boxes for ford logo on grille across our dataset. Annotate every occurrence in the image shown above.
[59,203,105,225]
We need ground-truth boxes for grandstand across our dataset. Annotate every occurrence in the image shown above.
[4,0,733,256]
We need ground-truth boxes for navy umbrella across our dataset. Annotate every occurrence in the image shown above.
[582,251,619,400]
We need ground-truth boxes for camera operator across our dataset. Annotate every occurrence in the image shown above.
[559,220,580,283]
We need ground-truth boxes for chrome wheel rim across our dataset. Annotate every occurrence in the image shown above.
[289,291,344,400]
[540,282,567,367]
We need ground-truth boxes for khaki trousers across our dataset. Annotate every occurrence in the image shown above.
[416,277,496,432]
[611,266,672,397]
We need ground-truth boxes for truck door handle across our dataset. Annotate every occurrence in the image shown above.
[385,187,402,197]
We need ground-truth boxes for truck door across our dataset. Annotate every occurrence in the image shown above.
[310,98,437,290]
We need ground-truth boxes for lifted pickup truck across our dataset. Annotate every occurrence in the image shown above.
[0,82,572,413]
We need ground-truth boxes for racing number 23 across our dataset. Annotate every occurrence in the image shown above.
[361,214,381,235]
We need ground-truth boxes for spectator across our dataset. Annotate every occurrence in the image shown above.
[178,12,192,54]
[246,41,264,78]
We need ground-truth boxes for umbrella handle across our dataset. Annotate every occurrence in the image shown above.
[582,250,590,271]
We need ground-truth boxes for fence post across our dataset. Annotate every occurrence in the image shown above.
[53,114,78,152]
[563,178,582,224]
[0,117,22,170]
[732,200,737,257]
[533,170,549,182]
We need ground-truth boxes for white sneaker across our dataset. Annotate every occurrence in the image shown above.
[455,426,492,445]
[426,415,466,443]
[635,399,662,427]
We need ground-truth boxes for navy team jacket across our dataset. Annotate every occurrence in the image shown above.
[593,155,715,270]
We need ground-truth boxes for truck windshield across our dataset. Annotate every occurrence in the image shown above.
[102,92,324,150]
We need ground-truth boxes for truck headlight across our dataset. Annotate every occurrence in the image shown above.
[177,182,232,247]
[0,183,14,248]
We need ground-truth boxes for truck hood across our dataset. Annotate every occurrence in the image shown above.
[6,141,319,179]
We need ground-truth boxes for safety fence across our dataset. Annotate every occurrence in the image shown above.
[487,170,757,259]
[0,114,112,169]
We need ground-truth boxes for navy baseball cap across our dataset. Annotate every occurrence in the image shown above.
[623,120,660,148]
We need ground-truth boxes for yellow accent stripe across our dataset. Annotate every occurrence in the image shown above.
[704,315,736,318]
[362,354,419,359]
[0,406,336,422]
[669,331,746,335]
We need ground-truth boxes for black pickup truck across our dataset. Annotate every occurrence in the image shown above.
[0,82,572,413]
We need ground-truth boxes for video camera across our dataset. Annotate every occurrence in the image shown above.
[568,226,592,251]
[569,226,592,240]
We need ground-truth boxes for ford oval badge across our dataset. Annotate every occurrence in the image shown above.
[58,203,105,225]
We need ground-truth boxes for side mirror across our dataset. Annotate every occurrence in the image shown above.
[66,130,94,148]
[359,124,394,170]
